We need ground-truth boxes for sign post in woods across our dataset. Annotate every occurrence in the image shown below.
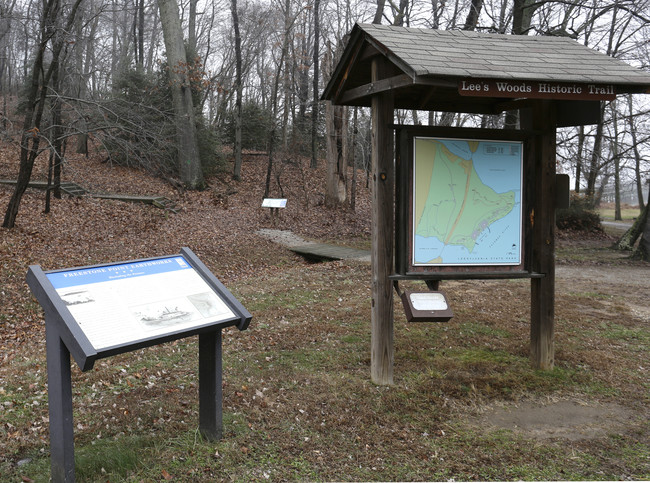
[27,247,251,482]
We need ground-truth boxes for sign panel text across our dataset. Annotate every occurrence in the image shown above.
[458,79,616,100]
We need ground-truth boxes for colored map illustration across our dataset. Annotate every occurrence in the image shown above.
[413,137,522,266]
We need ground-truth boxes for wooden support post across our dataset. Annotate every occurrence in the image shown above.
[370,58,395,385]
[527,100,557,370]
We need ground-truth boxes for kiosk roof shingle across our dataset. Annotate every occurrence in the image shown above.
[358,23,650,84]
[321,23,650,117]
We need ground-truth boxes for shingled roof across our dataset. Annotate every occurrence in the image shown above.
[322,23,650,116]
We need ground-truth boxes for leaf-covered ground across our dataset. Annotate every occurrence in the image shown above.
[0,143,371,361]
[1,142,649,482]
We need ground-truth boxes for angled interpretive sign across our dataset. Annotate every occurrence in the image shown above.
[27,247,250,371]
[27,248,251,481]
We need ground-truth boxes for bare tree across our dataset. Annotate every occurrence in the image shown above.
[310,0,320,168]
[627,99,647,212]
[157,0,203,188]
[231,0,243,180]
[3,0,84,229]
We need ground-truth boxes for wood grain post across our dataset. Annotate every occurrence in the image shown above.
[528,100,557,370]
[370,58,395,385]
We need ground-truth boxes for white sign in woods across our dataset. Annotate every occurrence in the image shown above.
[46,256,235,351]
[262,198,287,208]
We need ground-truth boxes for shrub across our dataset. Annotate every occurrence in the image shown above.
[97,53,223,182]
[556,193,603,232]
[97,68,178,176]
[222,102,274,151]
[196,115,227,176]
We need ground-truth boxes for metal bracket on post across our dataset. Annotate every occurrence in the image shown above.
[425,280,440,291]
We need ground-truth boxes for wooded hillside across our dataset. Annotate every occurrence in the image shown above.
[1,0,649,228]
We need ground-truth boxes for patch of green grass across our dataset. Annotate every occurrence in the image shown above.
[76,435,155,480]
[274,347,339,372]
[14,434,156,482]
[598,322,650,343]
[458,321,513,339]
[451,346,523,366]
[340,334,363,344]
[599,207,640,221]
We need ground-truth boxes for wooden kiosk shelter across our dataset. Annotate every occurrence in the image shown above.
[321,23,650,385]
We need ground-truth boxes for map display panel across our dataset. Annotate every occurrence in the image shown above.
[46,256,236,351]
[413,137,523,266]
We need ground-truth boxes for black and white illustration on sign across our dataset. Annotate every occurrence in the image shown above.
[46,256,235,351]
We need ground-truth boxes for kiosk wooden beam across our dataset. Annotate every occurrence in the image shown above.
[370,57,395,385]
[526,100,558,369]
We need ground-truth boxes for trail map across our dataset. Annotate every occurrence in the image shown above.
[413,137,523,266]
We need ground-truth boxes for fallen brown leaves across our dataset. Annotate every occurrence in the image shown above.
[0,139,370,362]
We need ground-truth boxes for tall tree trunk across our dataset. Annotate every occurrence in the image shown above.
[615,202,649,251]
[462,0,483,30]
[74,0,89,154]
[295,23,311,149]
[627,95,645,211]
[392,0,409,26]
[50,49,63,202]
[280,0,292,150]
[350,107,358,211]
[158,0,203,189]
[586,103,606,201]
[137,0,144,66]
[324,42,348,207]
[611,101,621,221]
[574,126,585,192]
[188,0,197,54]
[325,100,348,206]
[635,210,650,261]
[231,0,243,180]
[372,0,385,24]
[512,0,537,35]
[264,24,290,198]
[431,0,442,29]
[310,0,320,169]
[594,172,610,208]
[146,4,160,72]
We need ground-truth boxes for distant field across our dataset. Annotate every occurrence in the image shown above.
[598,203,642,221]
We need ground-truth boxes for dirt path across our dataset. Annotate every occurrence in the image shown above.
[557,264,650,322]
[479,399,642,441]
[482,262,649,440]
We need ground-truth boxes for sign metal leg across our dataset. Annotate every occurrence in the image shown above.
[46,321,76,482]
[198,330,223,441]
